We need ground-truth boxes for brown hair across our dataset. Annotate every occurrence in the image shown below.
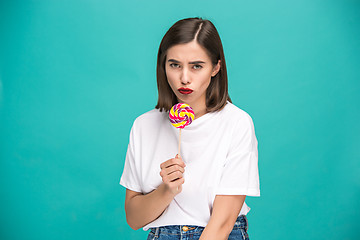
[155,17,232,112]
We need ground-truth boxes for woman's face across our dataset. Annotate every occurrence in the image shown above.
[165,40,220,112]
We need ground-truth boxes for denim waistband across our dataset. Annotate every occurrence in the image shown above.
[149,215,248,235]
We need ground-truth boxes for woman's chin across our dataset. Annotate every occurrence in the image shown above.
[177,99,190,105]
[176,97,187,104]
[176,95,196,107]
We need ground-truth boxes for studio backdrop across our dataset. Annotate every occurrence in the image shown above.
[0,0,359,239]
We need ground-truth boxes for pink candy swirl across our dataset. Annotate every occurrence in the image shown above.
[169,103,195,129]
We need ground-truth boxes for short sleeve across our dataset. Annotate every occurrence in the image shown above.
[119,121,142,193]
[215,114,260,196]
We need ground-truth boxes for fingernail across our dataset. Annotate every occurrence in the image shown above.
[176,154,179,158]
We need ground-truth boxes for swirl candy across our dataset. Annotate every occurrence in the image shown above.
[169,103,195,129]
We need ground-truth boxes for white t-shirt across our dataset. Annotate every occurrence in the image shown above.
[119,101,260,231]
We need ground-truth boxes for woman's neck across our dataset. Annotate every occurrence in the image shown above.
[193,106,207,120]
[177,98,207,120]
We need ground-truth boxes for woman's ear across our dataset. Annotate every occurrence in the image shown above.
[211,60,221,77]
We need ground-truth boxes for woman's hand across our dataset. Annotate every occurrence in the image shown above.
[160,154,186,195]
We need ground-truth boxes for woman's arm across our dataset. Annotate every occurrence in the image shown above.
[199,195,246,240]
[125,155,186,230]
[124,183,176,230]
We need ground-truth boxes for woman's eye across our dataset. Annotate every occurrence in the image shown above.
[170,63,180,68]
[169,63,202,69]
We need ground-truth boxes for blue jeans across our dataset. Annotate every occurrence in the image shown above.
[147,215,249,240]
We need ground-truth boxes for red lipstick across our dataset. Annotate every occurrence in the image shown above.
[178,88,193,95]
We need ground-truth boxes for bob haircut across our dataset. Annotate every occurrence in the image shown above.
[155,17,232,112]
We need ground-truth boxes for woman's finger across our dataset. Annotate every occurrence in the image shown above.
[160,157,186,169]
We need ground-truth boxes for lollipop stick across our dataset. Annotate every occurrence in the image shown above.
[176,128,182,193]
[178,128,182,156]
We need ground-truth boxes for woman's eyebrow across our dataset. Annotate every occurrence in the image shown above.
[168,59,206,64]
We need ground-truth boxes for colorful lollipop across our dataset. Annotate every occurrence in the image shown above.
[169,103,195,129]
[169,103,195,155]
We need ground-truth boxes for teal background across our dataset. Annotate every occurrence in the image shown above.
[1,0,359,239]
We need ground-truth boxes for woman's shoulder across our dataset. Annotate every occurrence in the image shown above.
[222,101,254,125]
[132,108,167,129]
[221,102,257,141]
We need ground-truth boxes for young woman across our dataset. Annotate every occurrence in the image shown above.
[120,17,260,240]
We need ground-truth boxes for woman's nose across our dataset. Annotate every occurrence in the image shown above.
[180,68,191,85]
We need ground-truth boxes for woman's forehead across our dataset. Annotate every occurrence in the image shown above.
[166,41,211,62]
